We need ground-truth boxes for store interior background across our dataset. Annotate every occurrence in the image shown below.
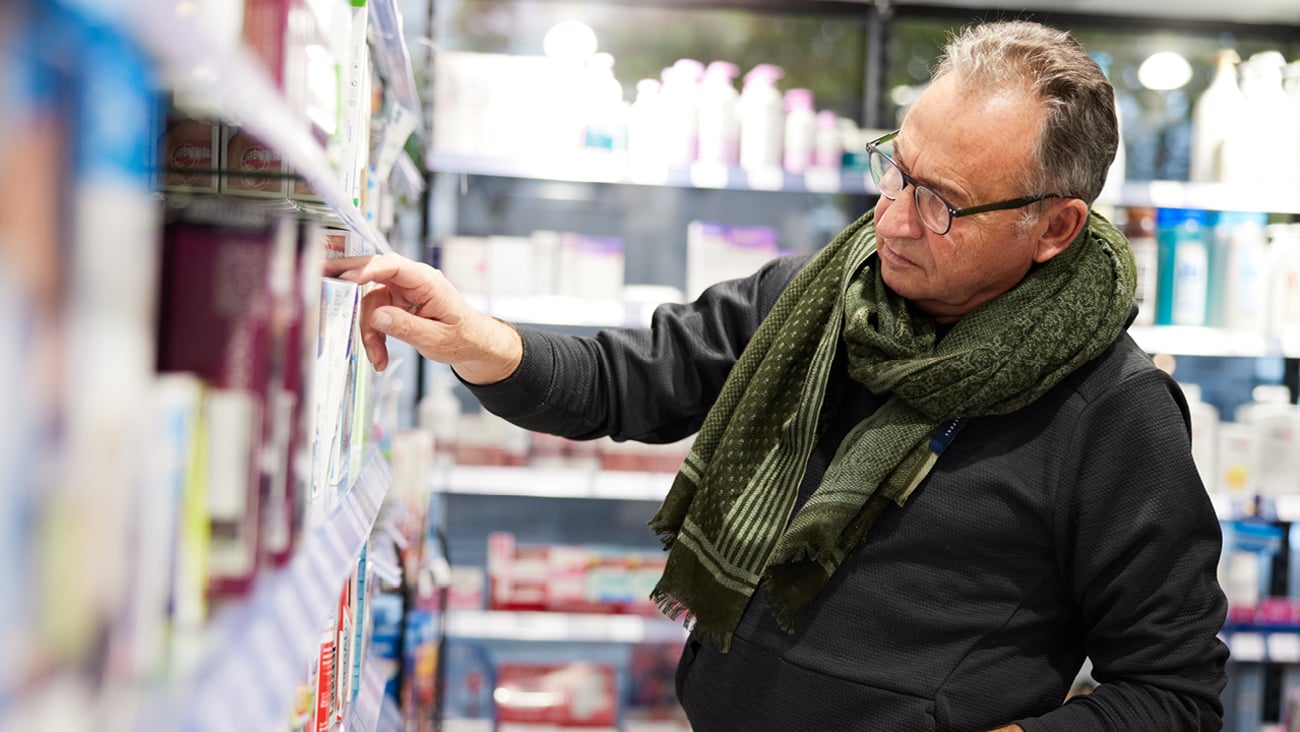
[4,0,1300,730]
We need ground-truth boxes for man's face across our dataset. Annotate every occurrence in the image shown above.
[873,74,1053,323]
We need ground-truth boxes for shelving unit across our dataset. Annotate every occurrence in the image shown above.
[1,1,428,730]
[99,0,396,252]
[447,610,686,644]
[143,449,393,732]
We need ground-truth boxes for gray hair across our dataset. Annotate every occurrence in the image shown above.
[933,20,1118,215]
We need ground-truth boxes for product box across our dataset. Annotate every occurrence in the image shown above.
[220,125,288,198]
[495,662,618,729]
[157,214,300,598]
[159,116,220,193]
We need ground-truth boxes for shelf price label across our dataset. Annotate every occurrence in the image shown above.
[1268,632,1300,663]
[690,162,729,189]
[745,166,785,192]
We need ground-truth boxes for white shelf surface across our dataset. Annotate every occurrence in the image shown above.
[1128,325,1279,358]
[1112,181,1300,216]
[140,447,393,732]
[428,151,878,196]
[437,465,674,502]
[344,651,401,732]
[102,0,391,252]
[446,609,687,644]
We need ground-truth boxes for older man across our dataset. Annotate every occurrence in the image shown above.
[331,20,1228,732]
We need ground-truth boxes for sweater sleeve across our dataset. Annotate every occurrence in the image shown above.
[464,254,808,444]
[1019,367,1229,731]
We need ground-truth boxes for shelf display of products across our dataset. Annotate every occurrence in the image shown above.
[0,0,431,729]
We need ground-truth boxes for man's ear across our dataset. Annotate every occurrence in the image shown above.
[1032,198,1090,264]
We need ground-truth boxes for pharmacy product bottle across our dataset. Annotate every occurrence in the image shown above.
[1211,211,1269,331]
[418,373,462,467]
[1180,383,1220,490]
[659,59,703,167]
[1232,52,1296,188]
[1123,207,1159,326]
[1216,421,1259,498]
[781,88,816,173]
[1233,384,1300,497]
[1155,208,1210,326]
[1190,49,1245,183]
[580,52,627,157]
[626,78,663,171]
[1268,224,1300,345]
[696,61,740,167]
[813,111,840,170]
[738,64,785,172]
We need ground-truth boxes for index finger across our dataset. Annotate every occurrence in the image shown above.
[333,252,436,291]
[323,254,378,279]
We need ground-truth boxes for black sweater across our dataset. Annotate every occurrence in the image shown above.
[468,254,1229,731]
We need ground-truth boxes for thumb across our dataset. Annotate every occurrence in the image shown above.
[371,305,426,341]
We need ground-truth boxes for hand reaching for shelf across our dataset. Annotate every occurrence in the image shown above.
[324,252,523,385]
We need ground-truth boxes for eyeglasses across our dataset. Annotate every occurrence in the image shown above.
[865,130,1067,236]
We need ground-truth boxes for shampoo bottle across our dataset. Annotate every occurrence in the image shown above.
[781,88,816,173]
[1180,383,1220,490]
[1190,49,1244,183]
[1155,208,1210,326]
[659,59,702,167]
[695,61,740,167]
[738,64,785,173]
[1233,384,1300,498]
[1123,207,1159,326]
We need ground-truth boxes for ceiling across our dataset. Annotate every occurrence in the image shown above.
[880,0,1300,26]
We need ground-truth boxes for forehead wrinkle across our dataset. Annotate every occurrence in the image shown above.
[892,136,965,206]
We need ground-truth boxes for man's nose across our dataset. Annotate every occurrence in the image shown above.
[875,189,926,239]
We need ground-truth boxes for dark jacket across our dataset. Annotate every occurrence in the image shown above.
[468,253,1229,731]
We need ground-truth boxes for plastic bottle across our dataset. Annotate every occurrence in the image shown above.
[1155,208,1210,326]
[738,64,785,173]
[695,61,740,167]
[1230,52,1296,189]
[1123,207,1159,326]
[1190,50,1245,183]
[626,78,663,171]
[781,88,816,173]
[1268,224,1300,346]
[418,372,462,468]
[580,52,627,157]
[1233,384,1300,497]
[1180,383,1220,490]
[1209,211,1269,331]
[659,59,703,167]
[813,111,841,170]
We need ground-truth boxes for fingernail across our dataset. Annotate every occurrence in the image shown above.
[373,311,392,331]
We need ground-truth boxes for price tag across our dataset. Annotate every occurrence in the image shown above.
[746,167,785,191]
[1269,633,1300,663]
[804,167,841,193]
[1232,631,1266,661]
[690,162,729,189]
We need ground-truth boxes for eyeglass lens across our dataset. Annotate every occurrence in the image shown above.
[869,150,951,234]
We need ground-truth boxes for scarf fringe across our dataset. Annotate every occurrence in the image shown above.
[650,588,733,651]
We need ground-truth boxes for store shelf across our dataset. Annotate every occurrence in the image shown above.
[437,465,674,502]
[428,151,877,195]
[344,651,398,732]
[1221,630,1300,663]
[1128,325,1284,358]
[447,609,687,644]
[100,0,391,252]
[143,447,394,732]
[1112,180,1300,215]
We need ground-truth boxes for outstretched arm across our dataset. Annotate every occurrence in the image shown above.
[324,252,522,385]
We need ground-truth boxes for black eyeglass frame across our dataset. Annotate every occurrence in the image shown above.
[865,130,1069,236]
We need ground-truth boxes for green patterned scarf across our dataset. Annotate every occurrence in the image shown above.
[648,208,1137,650]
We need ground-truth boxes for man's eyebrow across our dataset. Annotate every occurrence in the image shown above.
[893,138,962,205]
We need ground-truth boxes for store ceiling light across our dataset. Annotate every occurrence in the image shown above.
[1137,51,1193,91]
[543,21,598,64]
